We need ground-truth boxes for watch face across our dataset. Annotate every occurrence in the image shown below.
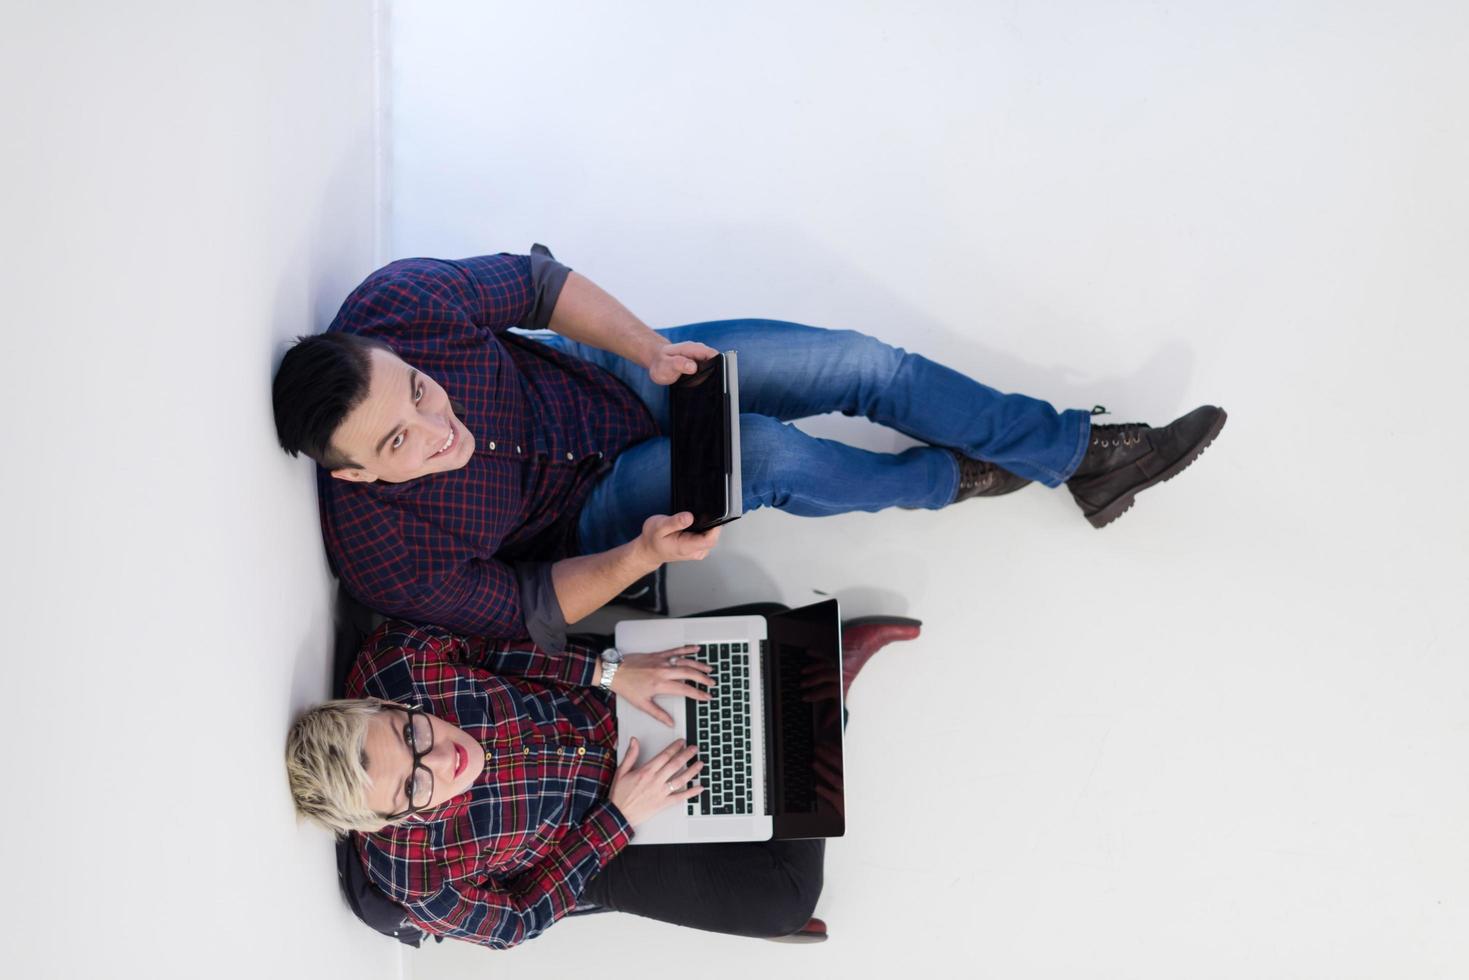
[601,647,622,664]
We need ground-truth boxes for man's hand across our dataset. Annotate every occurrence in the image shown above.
[610,646,714,727]
[647,341,718,386]
[636,512,722,566]
[551,513,720,627]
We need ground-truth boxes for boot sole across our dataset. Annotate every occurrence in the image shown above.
[765,929,829,944]
[1087,408,1228,529]
[841,615,924,629]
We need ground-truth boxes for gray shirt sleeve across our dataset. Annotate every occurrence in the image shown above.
[520,243,573,331]
[513,559,570,652]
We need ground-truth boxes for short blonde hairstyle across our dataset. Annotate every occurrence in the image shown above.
[285,697,392,835]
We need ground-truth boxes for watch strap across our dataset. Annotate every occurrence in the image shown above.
[599,659,620,691]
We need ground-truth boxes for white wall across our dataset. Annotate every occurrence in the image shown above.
[389,3,1469,979]
[3,3,399,979]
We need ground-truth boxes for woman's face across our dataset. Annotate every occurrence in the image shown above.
[361,706,486,822]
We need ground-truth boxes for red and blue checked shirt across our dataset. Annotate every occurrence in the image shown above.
[318,252,658,643]
[346,620,632,949]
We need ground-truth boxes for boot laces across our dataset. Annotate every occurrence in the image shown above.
[958,459,995,489]
[1091,422,1147,449]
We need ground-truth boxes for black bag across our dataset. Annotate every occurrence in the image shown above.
[337,834,431,947]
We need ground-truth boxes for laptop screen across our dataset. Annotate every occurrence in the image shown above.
[765,599,846,839]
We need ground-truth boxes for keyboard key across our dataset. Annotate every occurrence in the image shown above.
[682,637,762,822]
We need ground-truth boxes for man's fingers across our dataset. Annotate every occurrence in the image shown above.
[667,341,716,360]
[678,527,720,554]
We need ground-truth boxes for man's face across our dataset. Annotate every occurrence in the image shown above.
[361,706,486,823]
[329,348,476,483]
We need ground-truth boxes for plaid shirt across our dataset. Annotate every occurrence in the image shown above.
[346,620,632,949]
[318,253,658,640]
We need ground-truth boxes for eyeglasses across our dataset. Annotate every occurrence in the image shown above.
[382,706,436,821]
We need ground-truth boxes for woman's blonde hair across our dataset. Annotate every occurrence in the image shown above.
[285,697,392,835]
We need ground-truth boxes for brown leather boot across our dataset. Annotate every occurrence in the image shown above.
[842,616,922,697]
[949,450,1032,502]
[1066,405,1227,528]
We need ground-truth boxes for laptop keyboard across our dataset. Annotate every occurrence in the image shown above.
[686,641,754,816]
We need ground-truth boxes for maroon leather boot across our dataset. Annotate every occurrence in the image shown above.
[767,917,829,944]
[841,616,923,697]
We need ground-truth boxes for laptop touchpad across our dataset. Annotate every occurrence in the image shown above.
[688,818,754,842]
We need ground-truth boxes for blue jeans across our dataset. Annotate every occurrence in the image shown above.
[535,320,1090,555]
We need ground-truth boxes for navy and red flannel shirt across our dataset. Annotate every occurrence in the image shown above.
[347,620,632,949]
[318,252,658,645]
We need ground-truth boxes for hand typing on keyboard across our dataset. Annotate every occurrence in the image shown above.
[609,646,715,727]
[610,738,705,826]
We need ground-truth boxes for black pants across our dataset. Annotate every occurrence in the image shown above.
[580,837,825,938]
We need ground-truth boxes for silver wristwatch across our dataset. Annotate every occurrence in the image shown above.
[598,647,623,691]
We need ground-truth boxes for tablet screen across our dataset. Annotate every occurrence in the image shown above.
[670,354,729,528]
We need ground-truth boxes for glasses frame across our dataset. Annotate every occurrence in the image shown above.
[381,705,435,821]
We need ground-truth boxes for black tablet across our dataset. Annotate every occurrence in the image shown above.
[670,351,743,533]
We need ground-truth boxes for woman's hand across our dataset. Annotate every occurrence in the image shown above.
[609,738,704,826]
[609,645,713,727]
[647,341,718,385]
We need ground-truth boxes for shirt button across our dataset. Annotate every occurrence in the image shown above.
[484,751,494,762]
[565,452,574,461]
[557,747,566,755]
[488,441,496,450]
[515,445,522,453]
[576,746,586,756]
[523,747,532,756]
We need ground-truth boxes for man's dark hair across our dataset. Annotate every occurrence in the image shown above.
[272,332,389,469]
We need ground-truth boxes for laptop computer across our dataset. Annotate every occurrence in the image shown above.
[613,599,846,844]
[670,350,742,533]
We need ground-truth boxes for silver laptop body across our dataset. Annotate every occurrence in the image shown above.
[614,614,772,844]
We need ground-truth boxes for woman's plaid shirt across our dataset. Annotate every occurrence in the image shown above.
[345,620,632,949]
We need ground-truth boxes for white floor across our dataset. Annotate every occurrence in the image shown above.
[389,3,1469,980]
[8,3,1467,979]
[6,4,399,979]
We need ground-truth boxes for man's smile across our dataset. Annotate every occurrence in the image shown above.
[429,420,456,459]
